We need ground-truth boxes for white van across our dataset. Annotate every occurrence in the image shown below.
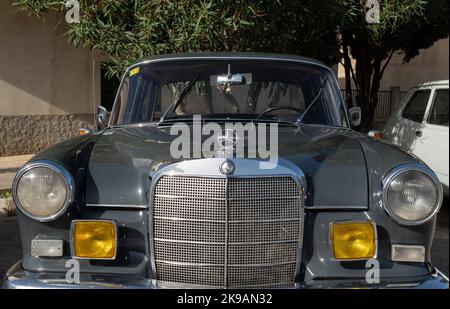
[377,80,449,196]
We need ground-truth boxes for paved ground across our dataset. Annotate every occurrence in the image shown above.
[431,198,449,275]
[0,200,448,287]
[0,216,21,286]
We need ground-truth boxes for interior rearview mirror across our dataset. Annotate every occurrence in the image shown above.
[348,106,361,127]
[211,73,252,86]
[96,105,108,130]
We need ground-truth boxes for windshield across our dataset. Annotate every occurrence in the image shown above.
[110,59,348,127]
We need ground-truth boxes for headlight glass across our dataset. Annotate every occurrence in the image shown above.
[385,168,441,224]
[15,166,70,220]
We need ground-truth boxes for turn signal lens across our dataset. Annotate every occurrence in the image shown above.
[72,221,116,259]
[368,130,383,139]
[330,221,376,260]
[77,128,91,136]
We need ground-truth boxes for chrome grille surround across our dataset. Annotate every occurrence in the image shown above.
[150,158,305,287]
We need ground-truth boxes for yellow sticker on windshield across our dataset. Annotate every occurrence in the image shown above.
[130,67,140,77]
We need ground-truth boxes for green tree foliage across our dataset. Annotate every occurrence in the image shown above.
[14,0,449,130]
[13,0,341,77]
[337,0,449,130]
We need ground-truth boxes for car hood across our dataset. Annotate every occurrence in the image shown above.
[86,124,368,208]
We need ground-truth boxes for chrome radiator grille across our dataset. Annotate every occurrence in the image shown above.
[153,176,303,287]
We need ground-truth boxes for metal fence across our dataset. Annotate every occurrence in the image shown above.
[340,89,407,121]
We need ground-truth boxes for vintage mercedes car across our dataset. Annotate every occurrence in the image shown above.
[3,53,448,288]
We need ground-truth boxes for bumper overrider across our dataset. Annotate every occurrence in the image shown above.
[3,261,448,289]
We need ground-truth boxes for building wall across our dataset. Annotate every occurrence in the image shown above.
[338,37,449,92]
[0,0,101,156]
[0,114,93,156]
[380,37,449,91]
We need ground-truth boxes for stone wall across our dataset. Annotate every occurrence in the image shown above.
[0,114,94,156]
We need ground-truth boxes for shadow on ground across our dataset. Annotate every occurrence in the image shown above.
[431,197,449,275]
[0,216,21,287]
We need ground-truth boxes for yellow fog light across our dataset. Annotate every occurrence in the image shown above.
[330,221,376,260]
[71,220,117,259]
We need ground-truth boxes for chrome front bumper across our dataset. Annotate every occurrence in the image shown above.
[3,261,449,289]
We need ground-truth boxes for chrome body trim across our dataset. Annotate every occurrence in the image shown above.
[85,203,148,209]
[307,205,367,210]
[148,157,306,287]
[153,216,300,223]
[4,261,449,289]
[154,260,298,267]
[224,177,229,286]
[12,160,75,222]
[85,203,366,210]
[153,194,302,201]
[70,220,118,260]
[153,238,299,246]
[329,220,378,261]
[381,163,443,226]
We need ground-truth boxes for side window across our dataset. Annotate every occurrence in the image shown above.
[428,89,449,127]
[402,90,431,123]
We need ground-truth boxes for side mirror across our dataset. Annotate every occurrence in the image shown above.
[348,106,361,127]
[96,106,107,130]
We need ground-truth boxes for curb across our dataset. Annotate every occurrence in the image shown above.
[0,154,34,191]
[0,154,34,170]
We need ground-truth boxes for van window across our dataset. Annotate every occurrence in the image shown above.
[428,89,449,127]
[402,90,431,123]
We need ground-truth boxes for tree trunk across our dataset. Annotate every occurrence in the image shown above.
[345,41,393,132]
[368,58,382,129]
[342,34,353,107]
[354,43,374,133]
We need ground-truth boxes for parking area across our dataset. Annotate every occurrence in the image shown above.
[0,216,20,284]
[432,199,449,275]
[1,199,448,286]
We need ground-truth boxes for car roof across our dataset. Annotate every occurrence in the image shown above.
[416,80,449,88]
[129,52,328,71]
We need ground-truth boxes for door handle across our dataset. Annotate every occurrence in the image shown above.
[415,130,423,137]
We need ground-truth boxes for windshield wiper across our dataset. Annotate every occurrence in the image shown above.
[158,73,201,125]
[295,76,329,125]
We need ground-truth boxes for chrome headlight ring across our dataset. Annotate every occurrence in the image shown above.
[12,160,74,222]
[382,163,443,226]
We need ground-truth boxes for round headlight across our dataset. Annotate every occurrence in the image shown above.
[383,164,443,225]
[13,162,73,221]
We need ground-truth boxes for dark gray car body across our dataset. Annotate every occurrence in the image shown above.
[4,53,448,288]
